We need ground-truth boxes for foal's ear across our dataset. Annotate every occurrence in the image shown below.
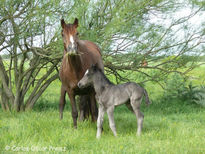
[91,63,98,72]
[73,18,78,28]
[93,63,98,71]
[61,19,66,28]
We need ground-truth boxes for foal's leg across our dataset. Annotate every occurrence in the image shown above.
[107,106,117,136]
[130,98,144,136]
[59,85,66,120]
[96,104,105,139]
[126,102,134,112]
[67,91,78,128]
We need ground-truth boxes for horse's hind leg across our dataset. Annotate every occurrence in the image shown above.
[79,96,85,121]
[79,95,90,121]
[59,85,66,120]
[130,98,144,136]
[67,91,78,128]
[90,91,98,122]
[107,106,117,136]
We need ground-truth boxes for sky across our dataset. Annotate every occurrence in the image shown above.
[1,2,205,56]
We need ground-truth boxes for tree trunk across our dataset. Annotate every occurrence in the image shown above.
[25,74,59,110]
[0,89,10,111]
[0,84,12,111]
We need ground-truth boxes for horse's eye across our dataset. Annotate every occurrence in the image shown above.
[76,32,79,36]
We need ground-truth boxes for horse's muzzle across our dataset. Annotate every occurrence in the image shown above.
[67,44,77,54]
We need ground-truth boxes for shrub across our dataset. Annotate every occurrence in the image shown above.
[163,73,187,99]
[185,85,205,107]
[164,73,205,107]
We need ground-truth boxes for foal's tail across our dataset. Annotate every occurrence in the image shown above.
[143,89,151,106]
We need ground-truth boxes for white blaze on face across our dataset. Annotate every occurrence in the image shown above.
[69,35,74,48]
[84,69,89,76]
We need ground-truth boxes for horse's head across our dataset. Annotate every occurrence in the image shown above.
[61,18,79,54]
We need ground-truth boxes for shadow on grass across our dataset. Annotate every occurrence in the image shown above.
[33,99,71,112]
[112,104,168,136]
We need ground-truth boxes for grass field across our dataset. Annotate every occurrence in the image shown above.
[0,67,205,153]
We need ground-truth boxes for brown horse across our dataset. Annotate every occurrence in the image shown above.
[59,18,104,128]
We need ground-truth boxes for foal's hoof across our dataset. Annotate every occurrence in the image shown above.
[137,132,141,136]
[96,136,101,139]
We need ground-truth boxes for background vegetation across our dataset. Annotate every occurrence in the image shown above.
[1,0,205,111]
[0,68,205,153]
[0,0,205,153]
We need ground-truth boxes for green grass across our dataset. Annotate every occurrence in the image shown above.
[0,79,205,153]
[0,64,205,153]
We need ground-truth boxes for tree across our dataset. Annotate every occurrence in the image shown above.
[1,0,205,111]
[75,0,205,85]
[0,0,71,111]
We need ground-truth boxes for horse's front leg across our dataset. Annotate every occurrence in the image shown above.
[59,85,66,120]
[67,91,78,128]
[96,104,105,139]
[90,91,98,122]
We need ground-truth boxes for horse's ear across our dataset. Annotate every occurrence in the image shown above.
[61,19,66,28]
[73,18,78,28]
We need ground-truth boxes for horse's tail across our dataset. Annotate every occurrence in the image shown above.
[143,88,151,106]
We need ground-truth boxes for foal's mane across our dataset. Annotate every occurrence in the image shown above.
[95,67,113,85]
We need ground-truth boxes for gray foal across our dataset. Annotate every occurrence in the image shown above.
[78,65,151,138]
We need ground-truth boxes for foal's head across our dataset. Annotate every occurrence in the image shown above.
[78,65,98,88]
[61,18,79,54]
